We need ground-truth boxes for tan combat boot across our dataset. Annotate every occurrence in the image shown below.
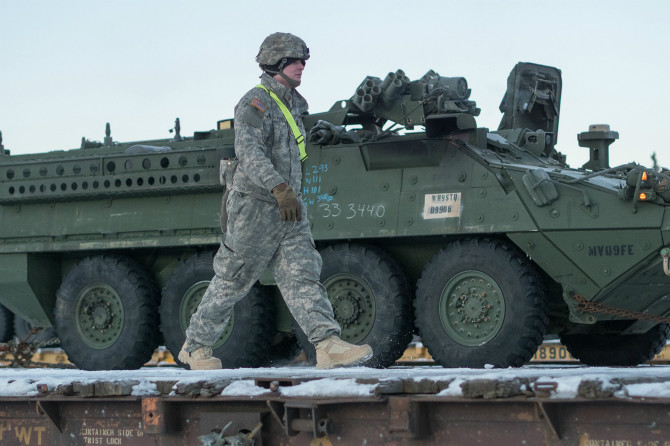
[178,342,222,370]
[315,335,373,369]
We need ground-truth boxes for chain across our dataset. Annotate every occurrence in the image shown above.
[573,294,670,324]
[0,328,75,368]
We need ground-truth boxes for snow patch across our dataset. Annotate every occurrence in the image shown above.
[220,380,270,397]
[131,381,160,396]
[280,378,376,397]
[545,375,581,399]
[625,381,670,399]
[437,378,465,397]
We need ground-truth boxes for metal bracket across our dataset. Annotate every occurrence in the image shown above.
[265,400,286,430]
[36,401,63,433]
[535,401,562,440]
[284,402,330,438]
[387,396,428,438]
[142,397,179,434]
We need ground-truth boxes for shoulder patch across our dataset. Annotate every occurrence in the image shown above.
[236,100,265,129]
[250,97,267,113]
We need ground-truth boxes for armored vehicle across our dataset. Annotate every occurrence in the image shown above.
[1,62,669,370]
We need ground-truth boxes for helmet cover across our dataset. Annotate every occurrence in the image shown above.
[256,32,310,66]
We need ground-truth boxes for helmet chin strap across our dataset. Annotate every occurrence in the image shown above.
[279,71,301,88]
[262,57,301,88]
[265,68,301,88]
[276,57,300,88]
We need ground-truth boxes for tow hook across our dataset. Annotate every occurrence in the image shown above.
[661,247,670,276]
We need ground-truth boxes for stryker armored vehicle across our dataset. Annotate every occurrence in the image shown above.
[1,62,669,370]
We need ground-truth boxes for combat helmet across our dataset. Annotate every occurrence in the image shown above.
[256,33,309,87]
[256,32,310,67]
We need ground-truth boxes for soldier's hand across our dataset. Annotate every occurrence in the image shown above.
[272,184,301,222]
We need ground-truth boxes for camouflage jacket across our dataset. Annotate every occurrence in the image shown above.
[231,73,308,202]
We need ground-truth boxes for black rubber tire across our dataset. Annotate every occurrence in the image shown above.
[13,316,59,346]
[0,305,13,342]
[561,323,670,366]
[295,243,414,368]
[54,255,161,370]
[159,251,276,369]
[415,237,548,368]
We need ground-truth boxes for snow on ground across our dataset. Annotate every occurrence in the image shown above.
[1,364,670,399]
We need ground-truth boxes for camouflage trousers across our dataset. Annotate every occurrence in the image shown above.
[185,190,340,348]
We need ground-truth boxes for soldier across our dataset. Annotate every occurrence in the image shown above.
[179,32,373,370]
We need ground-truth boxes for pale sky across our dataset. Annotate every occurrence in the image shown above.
[1,0,669,169]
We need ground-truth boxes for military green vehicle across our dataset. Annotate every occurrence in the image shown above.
[1,62,669,370]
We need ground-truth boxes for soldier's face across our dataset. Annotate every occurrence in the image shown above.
[281,59,305,86]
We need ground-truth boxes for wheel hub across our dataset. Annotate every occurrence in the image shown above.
[87,301,113,329]
[456,289,492,324]
[333,293,362,325]
[74,284,124,349]
[439,271,505,347]
[323,273,376,343]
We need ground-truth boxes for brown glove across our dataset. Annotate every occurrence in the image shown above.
[272,183,302,222]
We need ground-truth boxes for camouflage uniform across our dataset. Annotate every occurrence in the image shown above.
[185,73,341,349]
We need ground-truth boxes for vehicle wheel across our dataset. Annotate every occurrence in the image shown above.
[295,243,414,368]
[560,323,670,366]
[159,251,276,368]
[415,237,548,368]
[13,316,59,346]
[0,305,13,342]
[54,255,161,370]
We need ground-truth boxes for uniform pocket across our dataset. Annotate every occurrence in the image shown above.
[218,243,248,281]
[225,196,282,260]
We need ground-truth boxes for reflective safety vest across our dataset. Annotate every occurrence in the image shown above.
[255,84,307,162]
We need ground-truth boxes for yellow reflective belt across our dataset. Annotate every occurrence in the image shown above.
[255,84,307,162]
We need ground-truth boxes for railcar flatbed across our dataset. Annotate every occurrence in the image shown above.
[1,365,669,445]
